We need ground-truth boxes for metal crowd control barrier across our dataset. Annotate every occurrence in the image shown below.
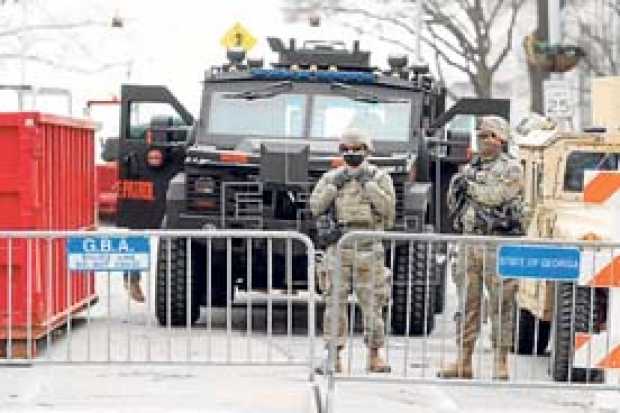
[323,231,620,412]
[0,230,317,377]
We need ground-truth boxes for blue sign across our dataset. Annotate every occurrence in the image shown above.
[67,236,150,271]
[497,244,581,280]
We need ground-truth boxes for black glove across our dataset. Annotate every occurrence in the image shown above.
[358,168,376,186]
[332,169,350,189]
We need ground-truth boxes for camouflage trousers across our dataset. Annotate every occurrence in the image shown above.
[456,244,518,352]
[318,243,389,349]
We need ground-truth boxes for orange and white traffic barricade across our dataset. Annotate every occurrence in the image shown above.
[574,171,620,384]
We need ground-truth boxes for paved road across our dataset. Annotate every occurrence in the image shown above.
[1,266,619,412]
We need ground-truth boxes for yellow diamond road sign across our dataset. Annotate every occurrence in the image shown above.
[220,22,257,51]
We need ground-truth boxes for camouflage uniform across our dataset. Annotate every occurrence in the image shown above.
[310,162,395,349]
[442,116,524,380]
[456,153,522,348]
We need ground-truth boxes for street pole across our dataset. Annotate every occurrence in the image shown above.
[548,0,561,81]
[529,0,548,113]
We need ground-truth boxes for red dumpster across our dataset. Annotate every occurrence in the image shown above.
[0,112,97,357]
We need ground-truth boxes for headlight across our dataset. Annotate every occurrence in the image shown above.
[194,177,216,194]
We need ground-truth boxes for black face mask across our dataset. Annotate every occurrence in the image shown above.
[343,153,364,167]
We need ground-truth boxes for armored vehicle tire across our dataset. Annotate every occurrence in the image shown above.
[433,243,447,314]
[552,282,604,383]
[156,238,200,327]
[434,279,445,315]
[513,308,550,355]
[390,243,436,336]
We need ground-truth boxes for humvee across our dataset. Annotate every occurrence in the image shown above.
[516,125,616,382]
[114,37,510,335]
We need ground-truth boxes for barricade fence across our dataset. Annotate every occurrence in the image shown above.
[0,230,317,373]
[324,231,620,412]
[4,229,620,412]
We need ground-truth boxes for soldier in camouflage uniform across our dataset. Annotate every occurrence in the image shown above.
[310,128,395,373]
[439,116,523,381]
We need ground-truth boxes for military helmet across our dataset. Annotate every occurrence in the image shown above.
[477,116,510,143]
[339,127,374,152]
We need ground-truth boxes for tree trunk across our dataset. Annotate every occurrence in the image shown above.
[473,68,493,98]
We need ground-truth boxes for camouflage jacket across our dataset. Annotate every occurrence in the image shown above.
[448,153,524,235]
[310,162,396,233]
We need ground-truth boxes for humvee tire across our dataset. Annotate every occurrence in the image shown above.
[156,238,200,326]
[513,308,550,355]
[391,243,436,335]
[552,282,604,382]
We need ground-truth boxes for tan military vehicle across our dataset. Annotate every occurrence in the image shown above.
[514,114,619,382]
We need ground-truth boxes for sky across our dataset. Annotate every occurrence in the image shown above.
[1,0,402,117]
[0,0,551,127]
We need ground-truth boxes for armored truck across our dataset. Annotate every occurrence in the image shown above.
[115,37,509,335]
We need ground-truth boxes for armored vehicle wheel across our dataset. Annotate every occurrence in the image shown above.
[156,238,200,327]
[552,282,604,382]
[433,242,448,314]
[434,270,446,314]
[390,243,436,336]
[513,308,550,355]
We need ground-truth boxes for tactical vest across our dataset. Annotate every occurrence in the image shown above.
[335,180,376,229]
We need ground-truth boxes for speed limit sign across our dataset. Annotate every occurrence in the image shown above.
[544,80,573,118]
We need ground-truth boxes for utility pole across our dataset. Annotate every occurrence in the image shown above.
[529,0,549,113]
[548,0,561,76]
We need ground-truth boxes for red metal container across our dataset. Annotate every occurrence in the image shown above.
[0,113,97,357]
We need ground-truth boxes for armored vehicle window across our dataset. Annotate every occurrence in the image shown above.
[208,93,305,138]
[564,151,619,192]
[129,102,188,140]
[310,95,410,141]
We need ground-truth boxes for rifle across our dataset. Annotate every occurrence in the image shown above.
[449,174,524,235]
[315,203,344,249]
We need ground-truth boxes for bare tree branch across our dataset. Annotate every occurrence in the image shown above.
[490,0,525,73]
[487,0,506,31]
[0,20,106,38]
[339,21,417,54]
[423,0,476,56]
[425,37,473,75]
[424,21,471,61]
[0,53,131,74]
[323,6,419,38]
[434,47,459,101]
[455,0,486,56]
[283,0,526,98]
[341,18,473,76]
[574,19,618,74]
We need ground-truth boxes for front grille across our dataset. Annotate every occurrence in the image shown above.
[186,165,408,231]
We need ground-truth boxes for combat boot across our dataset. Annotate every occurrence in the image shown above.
[437,341,474,379]
[315,346,343,375]
[437,357,473,379]
[124,278,145,303]
[493,351,509,380]
[368,348,391,373]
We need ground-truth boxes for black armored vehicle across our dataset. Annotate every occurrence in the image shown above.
[116,37,509,334]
